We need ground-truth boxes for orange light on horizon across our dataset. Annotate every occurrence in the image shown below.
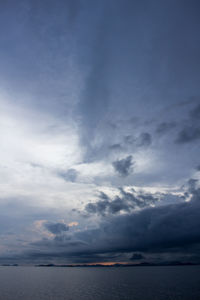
[84,262,128,266]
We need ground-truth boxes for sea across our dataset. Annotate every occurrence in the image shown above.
[0,266,199,299]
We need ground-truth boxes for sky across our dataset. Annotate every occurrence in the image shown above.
[0,0,200,265]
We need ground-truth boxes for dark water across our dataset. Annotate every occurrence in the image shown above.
[0,266,200,299]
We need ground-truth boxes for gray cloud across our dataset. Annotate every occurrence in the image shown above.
[190,103,200,120]
[188,178,199,193]
[85,188,159,216]
[1,0,200,266]
[109,143,123,151]
[112,155,134,177]
[156,122,176,135]
[44,222,69,235]
[123,132,152,148]
[58,168,78,182]
[19,183,200,264]
[175,127,200,144]
[175,102,200,144]
[130,253,145,261]
[124,135,135,145]
[137,132,152,147]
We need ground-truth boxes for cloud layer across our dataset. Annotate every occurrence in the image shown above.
[0,0,200,264]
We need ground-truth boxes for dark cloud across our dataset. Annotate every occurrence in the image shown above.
[44,222,69,235]
[175,102,200,144]
[156,122,176,135]
[109,143,123,151]
[74,187,200,258]
[112,155,133,177]
[1,0,200,266]
[85,188,159,216]
[77,3,113,162]
[130,253,145,261]
[137,132,152,147]
[99,191,110,201]
[123,133,152,147]
[175,127,200,144]
[21,184,200,264]
[85,201,108,215]
[124,135,135,145]
[107,196,131,214]
[190,103,200,120]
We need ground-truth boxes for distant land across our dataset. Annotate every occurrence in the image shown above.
[34,262,200,268]
[1,262,200,267]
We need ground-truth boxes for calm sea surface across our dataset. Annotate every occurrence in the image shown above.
[0,266,199,299]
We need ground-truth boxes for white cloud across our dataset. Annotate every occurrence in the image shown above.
[0,93,91,209]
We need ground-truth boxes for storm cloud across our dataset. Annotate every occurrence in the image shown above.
[175,102,200,144]
[137,132,152,147]
[156,122,176,135]
[0,0,200,265]
[83,187,160,216]
[44,222,69,235]
[176,127,200,144]
[18,183,200,264]
[112,155,134,177]
[130,253,145,261]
